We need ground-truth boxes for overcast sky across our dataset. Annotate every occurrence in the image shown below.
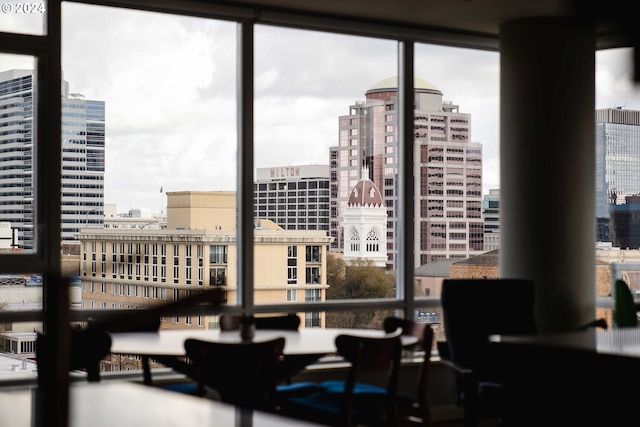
[2,3,640,215]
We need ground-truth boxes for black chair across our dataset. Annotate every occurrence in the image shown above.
[219,313,321,387]
[317,317,435,426]
[439,278,537,427]
[36,327,112,384]
[219,313,301,331]
[279,331,403,427]
[383,317,435,427]
[183,337,286,410]
[90,288,227,385]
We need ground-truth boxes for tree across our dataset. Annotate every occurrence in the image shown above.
[325,256,395,328]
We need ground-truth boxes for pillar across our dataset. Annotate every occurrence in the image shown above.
[500,17,596,332]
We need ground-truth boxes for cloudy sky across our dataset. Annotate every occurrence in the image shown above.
[2,3,640,215]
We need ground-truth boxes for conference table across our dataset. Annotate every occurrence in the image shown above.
[110,327,418,384]
[0,381,325,427]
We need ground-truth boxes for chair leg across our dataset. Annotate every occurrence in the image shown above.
[462,380,478,427]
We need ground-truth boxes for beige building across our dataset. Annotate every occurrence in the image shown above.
[77,191,332,330]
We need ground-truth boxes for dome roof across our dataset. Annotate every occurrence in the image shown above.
[347,177,383,207]
[367,76,441,94]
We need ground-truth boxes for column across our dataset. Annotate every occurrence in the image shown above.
[499,17,596,333]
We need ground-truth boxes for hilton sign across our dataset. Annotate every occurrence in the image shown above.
[270,166,301,178]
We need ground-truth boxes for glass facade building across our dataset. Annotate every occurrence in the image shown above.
[595,108,640,248]
[0,69,105,249]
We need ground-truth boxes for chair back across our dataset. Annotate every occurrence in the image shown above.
[383,316,428,351]
[335,331,403,424]
[184,337,286,409]
[37,327,112,384]
[219,313,300,331]
[383,316,435,426]
[441,278,537,375]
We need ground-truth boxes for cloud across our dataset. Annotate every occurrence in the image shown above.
[5,3,640,213]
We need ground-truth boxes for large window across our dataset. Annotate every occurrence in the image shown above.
[1,0,639,371]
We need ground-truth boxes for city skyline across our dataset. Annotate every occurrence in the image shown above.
[2,3,640,214]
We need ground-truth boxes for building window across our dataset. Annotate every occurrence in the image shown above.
[210,245,227,264]
[288,245,297,285]
[306,245,320,263]
[210,267,226,286]
[366,229,380,252]
[306,267,320,284]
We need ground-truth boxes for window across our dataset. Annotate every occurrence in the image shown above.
[306,246,320,263]
[210,245,227,264]
[2,0,633,393]
[287,246,298,285]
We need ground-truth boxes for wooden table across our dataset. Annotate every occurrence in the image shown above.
[110,328,417,384]
[0,381,325,427]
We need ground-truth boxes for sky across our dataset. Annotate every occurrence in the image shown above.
[2,3,640,215]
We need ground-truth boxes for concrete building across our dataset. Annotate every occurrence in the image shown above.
[595,108,640,246]
[0,69,105,249]
[102,204,166,230]
[330,76,484,269]
[254,164,330,232]
[0,222,13,249]
[77,191,332,329]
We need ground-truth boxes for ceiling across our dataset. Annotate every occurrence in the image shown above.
[218,0,633,48]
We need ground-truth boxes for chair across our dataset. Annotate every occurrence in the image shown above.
[318,317,435,426]
[279,331,403,427]
[219,313,301,331]
[219,313,319,386]
[88,313,168,385]
[183,337,286,410]
[36,327,112,385]
[383,317,435,427]
[439,278,537,427]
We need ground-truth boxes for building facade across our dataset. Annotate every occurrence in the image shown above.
[595,108,640,247]
[0,69,105,249]
[482,189,501,251]
[254,165,330,232]
[342,168,388,268]
[78,191,332,329]
[330,77,484,269]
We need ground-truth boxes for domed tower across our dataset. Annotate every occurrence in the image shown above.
[331,75,480,269]
[342,166,388,268]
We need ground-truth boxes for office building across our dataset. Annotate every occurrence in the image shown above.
[0,69,105,250]
[482,189,501,251]
[330,77,484,269]
[78,191,332,329]
[596,108,640,248]
[254,165,330,232]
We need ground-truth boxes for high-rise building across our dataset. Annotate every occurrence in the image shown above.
[482,189,501,251]
[0,69,105,249]
[254,165,330,232]
[595,108,640,247]
[330,77,484,269]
